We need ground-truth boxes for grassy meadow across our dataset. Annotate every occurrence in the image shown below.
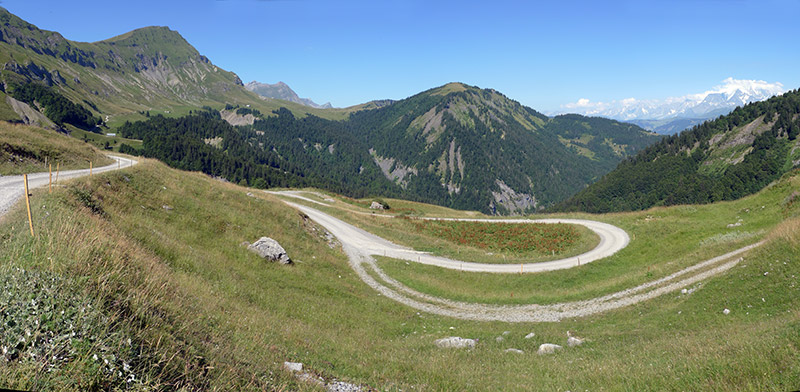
[0,122,113,175]
[0,159,798,391]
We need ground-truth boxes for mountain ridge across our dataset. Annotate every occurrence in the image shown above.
[245,80,332,109]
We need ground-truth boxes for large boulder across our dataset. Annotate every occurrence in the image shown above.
[370,201,386,210]
[248,237,292,264]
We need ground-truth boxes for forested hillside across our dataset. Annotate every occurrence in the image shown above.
[118,83,660,214]
[556,89,800,213]
[345,83,660,213]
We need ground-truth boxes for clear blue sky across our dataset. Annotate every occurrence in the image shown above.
[2,0,798,110]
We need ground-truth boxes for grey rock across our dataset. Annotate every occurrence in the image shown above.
[248,237,292,264]
[524,332,536,339]
[327,381,362,392]
[162,205,173,211]
[723,308,730,315]
[537,343,563,355]
[434,336,476,349]
[504,348,524,354]
[283,361,303,372]
[370,201,386,210]
[495,336,504,343]
[567,336,584,347]
[298,372,324,386]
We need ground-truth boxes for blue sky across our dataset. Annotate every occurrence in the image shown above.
[2,0,798,110]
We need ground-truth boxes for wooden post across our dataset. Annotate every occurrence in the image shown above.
[520,264,523,274]
[49,163,52,193]
[24,174,34,237]
[90,161,93,176]
[55,162,60,184]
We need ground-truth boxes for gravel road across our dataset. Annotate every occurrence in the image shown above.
[274,192,763,322]
[0,156,137,218]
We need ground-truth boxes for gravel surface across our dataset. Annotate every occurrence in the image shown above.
[275,193,764,322]
[0,156,137,219]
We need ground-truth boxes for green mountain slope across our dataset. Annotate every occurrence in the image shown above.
[556,88,800,213]
[0,7,348,126]
[346,83,661,213]
[119,83,659,214]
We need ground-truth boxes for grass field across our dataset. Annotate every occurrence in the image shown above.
[0,121,114,175]
[0,160,798,391]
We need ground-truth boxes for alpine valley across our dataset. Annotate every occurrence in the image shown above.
[0,7,660,214]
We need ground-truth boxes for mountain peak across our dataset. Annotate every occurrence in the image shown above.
[245,80,331,109]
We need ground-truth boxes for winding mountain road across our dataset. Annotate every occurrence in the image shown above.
[0,155,137,218]
[274,191,763,322]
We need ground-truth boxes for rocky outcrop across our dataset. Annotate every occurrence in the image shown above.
[490,179,537,215]
[247,237,291,264]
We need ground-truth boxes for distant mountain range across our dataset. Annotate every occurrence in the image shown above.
[556,78,785,134]
[245,81,332,109]
[555,88,800,213]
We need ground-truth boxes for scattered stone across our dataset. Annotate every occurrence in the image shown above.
[567,336,584,347]
[524,332,536,339]
[680,288,688,294]
[727,222,742,228]
[370,201,386,210]
[298,372,324,387]
[162,205,173,211]
[246,192,255,197]
[495,336,504,343]
[327,381,362,392]
[434,336,476,349]
[248,237,292,264]
[283,361,303,372]
[723,308,731,315]
[504,348,524,354]
[502,331,511,336]
[537,343,563,355]
[240,241,250,247]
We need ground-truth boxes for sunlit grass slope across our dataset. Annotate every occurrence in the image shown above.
[0,121,113,175]
[0,160,798,391]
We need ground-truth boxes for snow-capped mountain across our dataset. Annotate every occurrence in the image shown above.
[558,78,785,123]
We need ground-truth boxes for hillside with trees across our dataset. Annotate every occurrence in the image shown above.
[555,89,800,213]
[119,83,660,214]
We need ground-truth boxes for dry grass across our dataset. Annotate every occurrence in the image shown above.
[0,161,798,391]
[0,121,113,175]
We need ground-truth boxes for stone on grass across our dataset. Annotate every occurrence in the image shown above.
[298,373,324,387]
[434,336,476,349]
[537,343,563,355]
[327,381,362,392]
[567,336,584,347]
[504,348,524,354]
[283,361,303,372]
[495,336,504,343]
[370,201,386,210]
[524,332,536,339]
[723,308,730,315]
[248,237,292,264]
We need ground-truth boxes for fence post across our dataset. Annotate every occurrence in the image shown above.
[49,163,52,193]
[90,161,93,176]
[55,162,60,184]
[24,174,34,237]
